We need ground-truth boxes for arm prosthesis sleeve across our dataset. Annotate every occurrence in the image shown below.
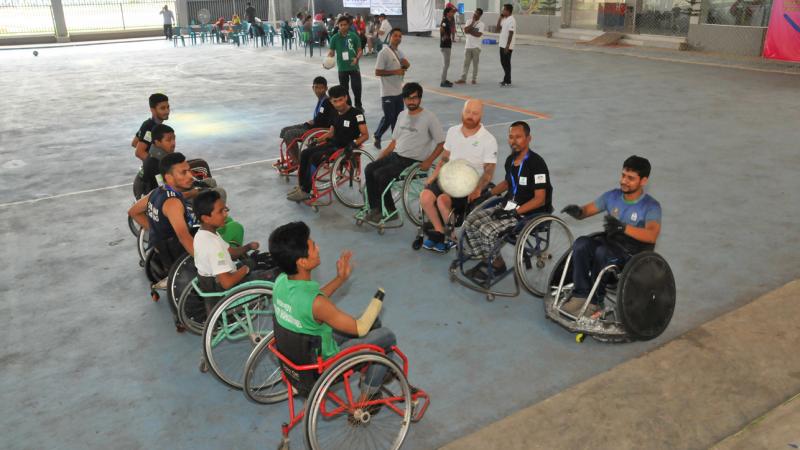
[355,289,385,337]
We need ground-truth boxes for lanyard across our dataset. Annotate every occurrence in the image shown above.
[509,151,529,200]
[313,97,325,120]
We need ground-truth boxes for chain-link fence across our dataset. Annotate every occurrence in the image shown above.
[187,0,269,25]
[0,0,56,35]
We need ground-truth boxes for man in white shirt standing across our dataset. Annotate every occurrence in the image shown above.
[455,8,485,85]
[160,5,175,40]
[373,28,410,149]
[377,14,392,43]
[419,99,497,252]
[496,3,516,87]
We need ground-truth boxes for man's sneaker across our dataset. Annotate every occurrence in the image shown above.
[364,209,382,223]
[445,240,457,250]
[440,81,453,88]
[422,238,437,250]
[384,211,400,222]
[286,185,300,196]
[431,241,450,253]
[561,297,588,315]
[287,189,311,202]
[153,277,168,290]
[471,80,477,85]
[373,137,381,149]
[499,82,512,87]
[454,79,466,84]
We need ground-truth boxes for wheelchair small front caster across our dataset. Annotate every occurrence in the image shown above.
[175,323,186,333]
[575,333,585,343]
[277,438,290,450]
[412,236,423,250]
[356,219,363,226]
[199,359,209,373]
[283,176,290,183]
[150,291,159,302]
[312,205,319,213]
[139,260,145,268]
[377,226,385,235]
[486,293,495,302]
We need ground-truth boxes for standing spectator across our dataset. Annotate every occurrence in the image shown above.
[455,8,485,85]
[373,28,410,149]
[497,3,516,87]
[245,3,261,38]
[160,5,175,40]
[366,16,379,54]
[328,16,364,111]
[439,6,456,88]
[377,14,392,43]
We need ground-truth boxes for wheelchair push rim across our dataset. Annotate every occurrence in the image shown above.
[167,254,196,313]
[332,149,375,209]
[514,215,574,298]
[304,351,412,450]
[202,286,275,389]
[242,334,288,404]
[177,281,207,335]
[401,165,428,227]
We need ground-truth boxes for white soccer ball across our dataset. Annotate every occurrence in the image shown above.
[322,56,336,70]
[438,159,480,198]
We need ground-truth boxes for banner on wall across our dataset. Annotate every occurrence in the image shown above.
[762,0,800,61]
[371,0,403,15]
[407,0,436,31]
[343,0,371,7]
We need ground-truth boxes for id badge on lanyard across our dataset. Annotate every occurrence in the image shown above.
[508,152,529,209]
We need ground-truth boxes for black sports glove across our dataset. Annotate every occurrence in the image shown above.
[604,215,626,236]
[241,254,257,272]
[561,204,582,219]
[491,208,519,221]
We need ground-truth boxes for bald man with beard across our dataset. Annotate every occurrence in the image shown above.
[419,99,498,252]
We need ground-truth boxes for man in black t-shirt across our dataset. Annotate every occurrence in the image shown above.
[279,76,337,162]
[287,85,369,202]
[132,93,170,198]
[439,6,456,88]
[463,121,553,278]
[141,124,176,194]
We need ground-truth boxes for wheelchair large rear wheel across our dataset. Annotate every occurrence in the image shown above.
[332,149,375,208]
[167,254,196,313]
[202,286,274,389]
[304,351,412,450]
[177,282,207,335]
[515,216,574,297]
[401,165,428,226]
[617,251,676,341]
[242,335,289,404]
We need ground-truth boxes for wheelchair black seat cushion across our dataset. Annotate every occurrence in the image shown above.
[272,316,323,397]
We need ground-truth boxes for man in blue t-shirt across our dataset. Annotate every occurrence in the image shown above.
[560,155,662,316]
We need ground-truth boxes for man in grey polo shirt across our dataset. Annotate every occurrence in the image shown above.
[373,27,410,149]
[364,82,444,223]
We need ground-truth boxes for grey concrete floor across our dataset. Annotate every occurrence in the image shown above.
[1,36,799,449]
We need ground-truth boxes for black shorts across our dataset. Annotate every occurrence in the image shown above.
[425,181,468,213]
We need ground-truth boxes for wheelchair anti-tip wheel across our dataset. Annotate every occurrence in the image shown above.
[616,251,676,341]
[242,334,290,405]
[332,149,375,208]
[514,216,573,297]
[304,350,412,450]
[202,286,274,389]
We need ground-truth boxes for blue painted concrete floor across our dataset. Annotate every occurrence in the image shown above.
[1,37,799,449]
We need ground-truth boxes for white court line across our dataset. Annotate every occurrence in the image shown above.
[0,157,279,209]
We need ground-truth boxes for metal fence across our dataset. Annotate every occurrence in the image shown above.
[0,0,55,35]
[62,0,177,32]
[703,0,771,27]
[187,0,269,24]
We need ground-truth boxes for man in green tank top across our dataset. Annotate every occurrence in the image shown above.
[269,221,395,389]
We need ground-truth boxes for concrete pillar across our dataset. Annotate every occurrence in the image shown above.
[176,0,189,27]
[50,0,70,42]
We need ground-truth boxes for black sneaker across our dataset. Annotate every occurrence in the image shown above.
[440,81,453,88]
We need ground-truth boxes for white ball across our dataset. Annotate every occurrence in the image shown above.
[322,56,336,70]
[438,159,480,198]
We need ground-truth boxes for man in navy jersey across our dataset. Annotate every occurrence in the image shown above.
[560,155,662,316]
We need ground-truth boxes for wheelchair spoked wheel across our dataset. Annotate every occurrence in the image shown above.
[401,166,428,226]
[202,287,274,389]
[332,149,375,209]
[514,216,573,297]
[242,334,289,404]
[166,254,196,313]
[137,228,149,267]
[304,351,412,450]
[128,215,141,238]
[177,283,207,335]
[617,251,676,341]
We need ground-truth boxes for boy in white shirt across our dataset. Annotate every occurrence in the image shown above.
[192,190,274,292]
[455,8,485,85]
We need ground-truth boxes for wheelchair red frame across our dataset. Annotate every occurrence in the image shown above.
[274,128,328,179]
[299,145,374,211]
[267,339,430,443]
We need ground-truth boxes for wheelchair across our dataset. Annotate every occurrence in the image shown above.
[293,144,375,212]
[353,162,429,234]
[544,233,676,343]
[274,128,329,181]
[448,197,574,301]
[242,294,430,450]
[197,279,276,389]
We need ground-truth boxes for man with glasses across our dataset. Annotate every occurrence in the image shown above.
[363,82,445,223]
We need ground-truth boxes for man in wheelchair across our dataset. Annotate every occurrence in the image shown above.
[420,99,497,252]
[129,153,198,288]
[279,76,337,163]
[462,121,552,282]
[560,155,661,317]
[363,82,444,223]
[286,85,369,202]
[268,221,396,398]
[192,190,278,293]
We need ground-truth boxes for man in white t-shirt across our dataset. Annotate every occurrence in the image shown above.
[160,5,175,40]
[192,190,274,292]
[419,99,497,252]
[377,14,392,42]
[456,8,485,85]
[496,3,516,86]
